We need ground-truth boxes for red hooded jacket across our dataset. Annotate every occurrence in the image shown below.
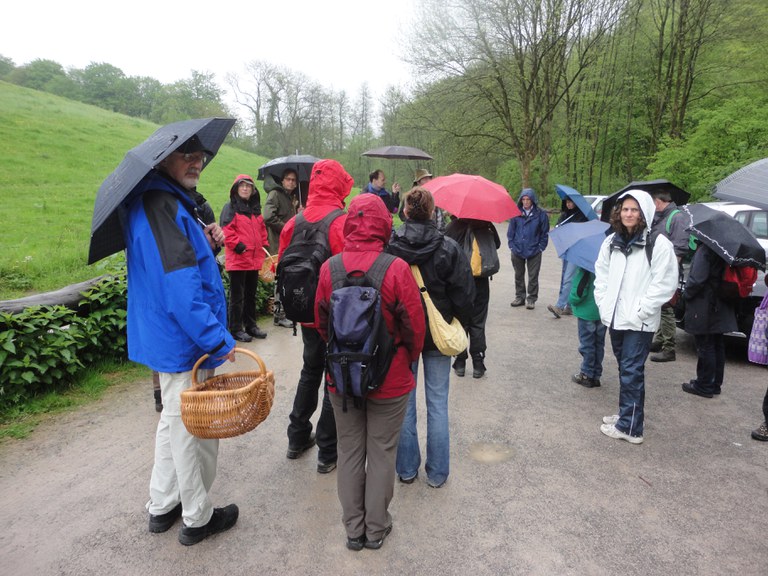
[278,159,353,329]
[220,174,268,271]
[315,194,426,399]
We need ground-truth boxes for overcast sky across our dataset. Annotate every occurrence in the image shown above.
[3,0,417,104]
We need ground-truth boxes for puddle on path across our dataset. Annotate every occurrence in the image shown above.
[468,442,515,463]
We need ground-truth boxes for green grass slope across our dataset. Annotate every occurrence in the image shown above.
[0,81,270,299]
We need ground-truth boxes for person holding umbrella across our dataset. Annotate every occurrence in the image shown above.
[679,241,737,398]
[362,169,401,214]
[121,133,239,545]
[263,169,300,329]
[594,190,678,444]
[648,190,691,363]
[547,196,590,318]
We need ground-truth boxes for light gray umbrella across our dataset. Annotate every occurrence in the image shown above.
[714,158,768,210]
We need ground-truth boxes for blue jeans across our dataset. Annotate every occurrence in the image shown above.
[609,329,653,438]
[556,260,578,309]
[396,351,451,485]
[577,318,606,380]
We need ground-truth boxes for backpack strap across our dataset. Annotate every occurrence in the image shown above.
[328,254,347,291]
[365,253,397,290]
[666,209,680,234]
[293,208,344,239]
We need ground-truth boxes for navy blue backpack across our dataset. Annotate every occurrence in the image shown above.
[325,252,397,410]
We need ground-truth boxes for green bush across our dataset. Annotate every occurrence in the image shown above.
[0,269,127,410]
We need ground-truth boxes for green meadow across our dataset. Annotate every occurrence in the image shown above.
[0,81,277,300]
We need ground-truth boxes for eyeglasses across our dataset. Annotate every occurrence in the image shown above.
[177,152,206,165]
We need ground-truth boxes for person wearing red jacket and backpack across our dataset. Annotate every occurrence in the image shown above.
[220,174,269,342]
[278,159,350,473]
[315,193,425,551]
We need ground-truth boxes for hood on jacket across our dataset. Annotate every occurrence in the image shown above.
[517,187,539,207]
[389,220,443,265]
[229,172,261,213]
[306,159,353,209]
[343,193,392,252]
[263,173,281,194]
[617,189,655,234]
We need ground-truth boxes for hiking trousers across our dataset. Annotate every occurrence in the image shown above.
[147,369,218,528]
[331,392,409,541]
[287,326,337,463]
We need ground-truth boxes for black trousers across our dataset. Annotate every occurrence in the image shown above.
[287,325,337,463]
[457,276,490,360]
[228,270,258,332]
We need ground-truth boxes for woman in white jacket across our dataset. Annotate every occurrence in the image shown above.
[594,190,678,444]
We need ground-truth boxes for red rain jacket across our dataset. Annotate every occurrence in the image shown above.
[315,193,426,399]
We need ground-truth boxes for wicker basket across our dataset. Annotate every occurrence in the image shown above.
[181,348,275,439]
[260,248,278,283]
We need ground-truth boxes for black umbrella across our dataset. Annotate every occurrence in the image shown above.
[88,117,235,265]
[361,145,432,160]
[600,179,691,223]
[713,157,768,210]
[681,203,766,270]
[256,154,320,183]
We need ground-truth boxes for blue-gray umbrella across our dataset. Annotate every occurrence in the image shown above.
[714,158,768,211]
[549,220,610,273]
[555,184,598,221]
[88,117,235,265]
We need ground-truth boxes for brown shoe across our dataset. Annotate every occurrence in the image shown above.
[651,350,675,362]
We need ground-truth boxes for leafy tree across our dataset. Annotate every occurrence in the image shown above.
[0,55,15,79]
[7,59,67,91]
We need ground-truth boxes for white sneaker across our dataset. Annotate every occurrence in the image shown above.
[602,415,619,425]
[600,423,643,444]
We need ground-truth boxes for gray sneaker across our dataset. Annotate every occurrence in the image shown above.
[525,299,535,310]
[510,298,525,307]
[547,304,563,318]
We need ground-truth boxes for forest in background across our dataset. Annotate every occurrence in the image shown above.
[2,0,767,205]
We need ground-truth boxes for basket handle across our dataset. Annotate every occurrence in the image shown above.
[262,247,277,261]
[191,347,268,386]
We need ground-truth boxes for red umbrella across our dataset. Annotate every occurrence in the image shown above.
[422,174,520,222]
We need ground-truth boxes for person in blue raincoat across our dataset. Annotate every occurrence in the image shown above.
[507,188,550,309]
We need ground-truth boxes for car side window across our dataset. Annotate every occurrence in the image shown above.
[750,211,768,239]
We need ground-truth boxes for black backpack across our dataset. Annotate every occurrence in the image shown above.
[276,209,344,323]
[325,252,397,411]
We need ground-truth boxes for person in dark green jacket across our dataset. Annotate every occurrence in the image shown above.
[569,266,606,388]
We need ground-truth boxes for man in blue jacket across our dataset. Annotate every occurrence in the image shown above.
[123,135,239,546]
[506,188,550,309]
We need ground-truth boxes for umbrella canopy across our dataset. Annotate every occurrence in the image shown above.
[600,179,690,223]
[681,204,766,271]
[422,173,521,222]
[713,158,768,211]
[549,220,610,274]
[361,145,433,160]
[88,117,235,265]
[256,154,320,183]
[555,184,598,221]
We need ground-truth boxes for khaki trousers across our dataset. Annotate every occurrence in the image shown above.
[147,369,218,528]
[330,393,409,540]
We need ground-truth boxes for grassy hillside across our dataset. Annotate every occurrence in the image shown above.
[0,81,275,299]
